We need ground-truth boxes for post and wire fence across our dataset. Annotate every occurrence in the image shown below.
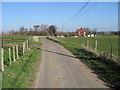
[81,39,119,64]
[0,37,31,72]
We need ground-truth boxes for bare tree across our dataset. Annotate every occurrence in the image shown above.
[34,25,40,31]
[40,24,49,36]
[19,26,25,35]
[40,24,48,31]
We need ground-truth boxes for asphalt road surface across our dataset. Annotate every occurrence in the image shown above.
[35,38,109,88]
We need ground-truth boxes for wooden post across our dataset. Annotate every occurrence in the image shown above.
[28,38,29,50]
[8,48,12,65]
[81,43,83,47]
[110,45,113,59]
[82,43,85,48]
[1,48,4,72]
[23,42,25,54]
[27,39,28,51]
[1,37,3,47]
[95,40,97,52]
[2,32,3,47]
[28,37,30,47]
[87,40,89,48]
[13,46,16,62]
[24,42,26,52]
[101,51,103,55]
[25,42,26,52]
[16,45,19,59]
[28,37,31,50]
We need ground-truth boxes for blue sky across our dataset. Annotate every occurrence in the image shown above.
[2,2,118,32]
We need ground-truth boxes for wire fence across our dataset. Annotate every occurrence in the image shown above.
[81,40,119,64]
[0,37,32,72]
[50,37,119,64]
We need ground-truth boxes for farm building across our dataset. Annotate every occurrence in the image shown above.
[76,27,88,37]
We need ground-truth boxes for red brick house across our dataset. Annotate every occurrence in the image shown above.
[76,27,88,37]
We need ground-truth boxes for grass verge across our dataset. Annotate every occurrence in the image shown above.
[47,37,120,89]
[2,39,42,88]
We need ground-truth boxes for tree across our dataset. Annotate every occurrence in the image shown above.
[40,24,49,36]
[40,24,48,31]
[9,29,15,34]
[19,26,25,35]
[34,25,40,31]
[47,25,57,36]
[24,28,28,33]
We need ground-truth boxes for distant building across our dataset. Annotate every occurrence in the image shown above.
[76,27,88,37]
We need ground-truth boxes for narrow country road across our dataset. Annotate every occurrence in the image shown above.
[35,38,108,88]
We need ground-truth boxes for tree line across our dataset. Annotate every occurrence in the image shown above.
[8,24,57,36]
[7,25,119,36]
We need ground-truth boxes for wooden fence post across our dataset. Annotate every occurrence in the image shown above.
[16,45,19,59]
[101,51,103,55]
[1,48,4,72]
[27,39,28,51]
[23,43,24,54]
[95,40,97,52]
[13,46,16,62]
[23,42,25,54]
[29,37,30,46]
[81,43,83,47]
[87,40,89,48]
[1,37,3,47]
[28,37,31,50]
[8,48,12,65]
[24,42,26,52]
[110,45,113,59]
[25,41,27,52]
[28,38,29,49]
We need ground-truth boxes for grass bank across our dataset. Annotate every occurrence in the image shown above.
[2,39,42,88]
[47,37,120,89]
[57,36,119,58]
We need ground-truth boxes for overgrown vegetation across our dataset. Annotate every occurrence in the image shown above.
[2,35,42,88]
[47,37,120,89]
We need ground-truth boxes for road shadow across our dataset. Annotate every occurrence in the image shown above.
[39,48,77,59]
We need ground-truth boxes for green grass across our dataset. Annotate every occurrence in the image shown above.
[2,35,32,66]
[48,37,120,89]
[57,36,119,57]
[3,35,30,39]
[2,36,42,88]
[3,35,31,45]
[0,72,1,89]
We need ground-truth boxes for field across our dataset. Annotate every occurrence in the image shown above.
[2,35,30,66]
[58,36,119,59]
[1,35,42,88]
[48,36,120,89]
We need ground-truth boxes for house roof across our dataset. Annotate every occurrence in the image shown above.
[76,27,88,33]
